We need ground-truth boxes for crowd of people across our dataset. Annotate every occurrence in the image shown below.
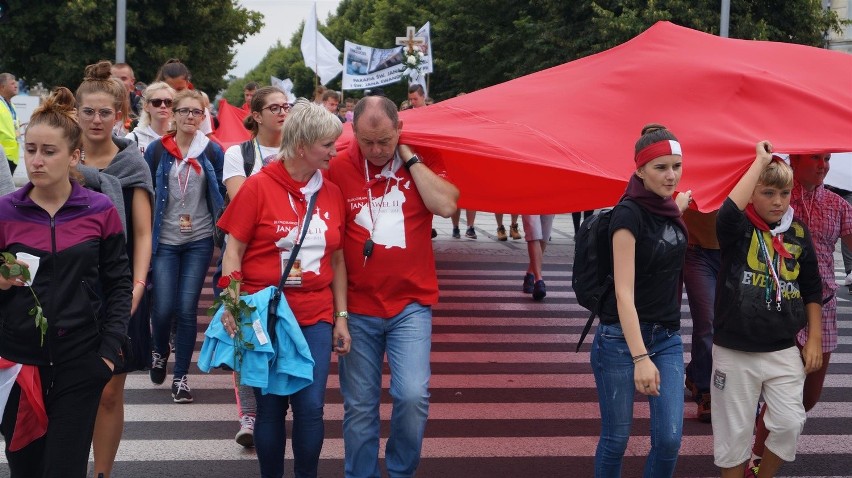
[0,57,847,478]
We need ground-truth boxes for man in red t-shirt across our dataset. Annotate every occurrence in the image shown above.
[327,96,458,478]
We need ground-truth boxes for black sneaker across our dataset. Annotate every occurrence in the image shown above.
[172,375,194,403]
[522,273,535,293]
[465,226,477,239]
[533,280,547,300]
[452,227,461,239]
[150,351,169,385]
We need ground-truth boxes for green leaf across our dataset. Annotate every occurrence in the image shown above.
[1,252,15,264]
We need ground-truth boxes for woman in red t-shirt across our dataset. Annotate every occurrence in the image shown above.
[218,99,350,478]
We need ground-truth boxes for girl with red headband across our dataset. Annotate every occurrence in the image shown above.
[590,123,692,477]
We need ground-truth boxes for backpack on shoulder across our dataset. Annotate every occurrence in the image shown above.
[571,199,637,351]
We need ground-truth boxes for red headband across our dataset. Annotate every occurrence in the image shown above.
[634,140,682,167]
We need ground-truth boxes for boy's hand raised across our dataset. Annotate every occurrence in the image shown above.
[756,140,774,165]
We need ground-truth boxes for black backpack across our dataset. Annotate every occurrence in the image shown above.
[571,199,638,351]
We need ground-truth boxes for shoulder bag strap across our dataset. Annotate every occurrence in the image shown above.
[267,191,319,344]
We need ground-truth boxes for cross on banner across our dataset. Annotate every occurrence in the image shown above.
[395,26,426,53]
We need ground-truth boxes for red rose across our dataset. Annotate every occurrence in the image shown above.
[216,275,231,289]
[230,271,244,281]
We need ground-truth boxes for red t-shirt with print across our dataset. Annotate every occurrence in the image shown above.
[218,161,345,326]
[327,148,449,318]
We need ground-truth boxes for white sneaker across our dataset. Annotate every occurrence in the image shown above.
[235,415,255,448]
[844,272,852,286]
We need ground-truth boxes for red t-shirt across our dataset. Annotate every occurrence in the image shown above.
[218,161,345,326]
[327,151,449,318]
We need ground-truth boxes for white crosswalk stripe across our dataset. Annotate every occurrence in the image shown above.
[2,224,849,477]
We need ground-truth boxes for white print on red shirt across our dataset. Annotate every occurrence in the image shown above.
[353,180,408,249]
[273,207,329,275]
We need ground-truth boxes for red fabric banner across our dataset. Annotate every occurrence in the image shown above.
[336,22,852,213]
[215,99,252,151]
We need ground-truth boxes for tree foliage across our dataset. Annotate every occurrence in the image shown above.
[208,0,851,105]
[0,0,263,94]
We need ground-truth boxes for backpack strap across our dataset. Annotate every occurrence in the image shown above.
[148,140,165,188]
[239,140,256,177]
[575,198,641,352]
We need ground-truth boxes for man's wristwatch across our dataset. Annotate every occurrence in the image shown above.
[404,154,422,170]
[333,311,349,321]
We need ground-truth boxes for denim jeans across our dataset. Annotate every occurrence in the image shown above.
[683,245,720,400]
[151,237,214,379]
[253,321,332,478]
[339,302,432,478]
[591,322,684,478]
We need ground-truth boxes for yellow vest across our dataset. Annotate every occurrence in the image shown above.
[0,98,19,164]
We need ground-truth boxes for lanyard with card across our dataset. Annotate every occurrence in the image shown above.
[267,192,318,346]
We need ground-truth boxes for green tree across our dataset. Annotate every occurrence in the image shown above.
[0,0,262,94]
[228,0,847,105]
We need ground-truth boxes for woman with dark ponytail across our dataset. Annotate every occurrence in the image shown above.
[220,85,290,447]
[75,60,154,478]
[590,124,692,477]
[0,87,132,477]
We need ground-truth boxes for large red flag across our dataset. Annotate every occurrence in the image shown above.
[336,22,852,213]
[216,99,252,151]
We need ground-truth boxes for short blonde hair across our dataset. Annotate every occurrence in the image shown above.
[280,98,343,159]
[757,158,794,190]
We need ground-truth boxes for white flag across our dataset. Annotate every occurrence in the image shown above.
[416,22,433,74]
[300,3,343,85]
[271,76,296,103]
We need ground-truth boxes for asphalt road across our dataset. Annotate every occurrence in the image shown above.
[2,213,850,477]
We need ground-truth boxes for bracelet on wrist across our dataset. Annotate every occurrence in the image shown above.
[333,311,348,324]
[134,279,147,288]
[631,353,649,364]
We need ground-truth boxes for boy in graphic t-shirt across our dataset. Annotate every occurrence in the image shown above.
[711,140,823,478]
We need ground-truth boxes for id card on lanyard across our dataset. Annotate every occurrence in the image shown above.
[176,160,194,234]
[280,192,311,287]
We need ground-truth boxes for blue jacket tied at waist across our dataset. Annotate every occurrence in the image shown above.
[198,286,314,396]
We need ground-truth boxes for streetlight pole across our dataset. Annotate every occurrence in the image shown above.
[116,0,126,63]
[720,0,730,38]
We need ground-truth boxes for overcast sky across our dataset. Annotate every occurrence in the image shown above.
[229,0,342,78]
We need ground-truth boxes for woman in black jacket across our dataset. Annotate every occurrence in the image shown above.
[0,87,132,477]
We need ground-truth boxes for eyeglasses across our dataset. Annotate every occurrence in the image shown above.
[174,107,205,117]
[262,103,290,115]
[148,98,173,108]
[79,107,116,120]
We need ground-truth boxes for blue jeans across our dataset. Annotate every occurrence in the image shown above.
[151,237,214,379]
[591,322,684,478]
[683,245,720,400]
[339,303,432,478]
[253,322,332,478]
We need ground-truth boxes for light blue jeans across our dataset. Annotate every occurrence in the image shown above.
[339,302,432,478]
[591,322,684,478]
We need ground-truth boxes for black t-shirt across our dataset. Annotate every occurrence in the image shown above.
[714,198,822,352]
[598,201,687,329]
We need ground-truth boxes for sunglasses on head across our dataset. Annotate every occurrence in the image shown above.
[149,98,173,108]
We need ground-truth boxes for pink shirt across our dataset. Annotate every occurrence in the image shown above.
[791,183,852,352]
